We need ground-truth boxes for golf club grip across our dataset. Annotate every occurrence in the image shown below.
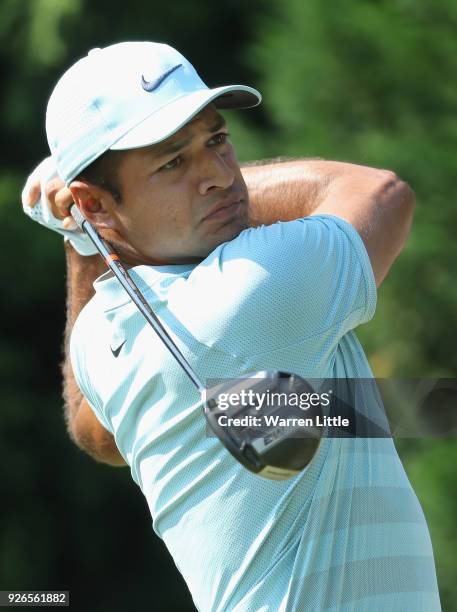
[70,204,120,265]
[70,204,85,230]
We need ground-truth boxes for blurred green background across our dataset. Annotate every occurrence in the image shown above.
[1,1,456,610]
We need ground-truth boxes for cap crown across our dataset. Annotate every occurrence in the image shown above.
[46,42,207,183]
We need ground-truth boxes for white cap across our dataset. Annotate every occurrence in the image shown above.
[46,41,261,184]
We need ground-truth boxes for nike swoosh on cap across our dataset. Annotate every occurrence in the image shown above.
[110,340,126,358]
[141,63,183,92]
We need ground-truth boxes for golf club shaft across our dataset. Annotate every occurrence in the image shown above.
[70,204,205,393]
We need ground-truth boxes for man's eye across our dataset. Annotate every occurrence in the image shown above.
[210,132,230,145]
[159,156,182,171]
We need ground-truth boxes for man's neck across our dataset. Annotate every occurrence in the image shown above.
[107,241,203,268]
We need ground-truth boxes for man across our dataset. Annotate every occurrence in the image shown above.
[23,41,441,610]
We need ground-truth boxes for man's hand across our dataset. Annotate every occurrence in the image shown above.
[23,164,73,226]
[44,178,77,230]
[21,158,96,254]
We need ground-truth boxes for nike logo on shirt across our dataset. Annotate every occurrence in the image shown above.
[111,340,126,358]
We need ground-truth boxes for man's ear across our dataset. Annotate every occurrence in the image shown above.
[69,181,117,229]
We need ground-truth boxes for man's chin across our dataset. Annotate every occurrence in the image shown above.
[207,216,248,249]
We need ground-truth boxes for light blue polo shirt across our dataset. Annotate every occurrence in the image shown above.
[71,215,441,611]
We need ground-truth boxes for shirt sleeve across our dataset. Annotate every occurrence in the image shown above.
[177,214,377,356]
[70,305,114,434]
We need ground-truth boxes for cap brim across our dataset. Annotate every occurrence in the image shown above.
[110,85,261,151]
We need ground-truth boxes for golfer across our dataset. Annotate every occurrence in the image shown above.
[23,41,441,611]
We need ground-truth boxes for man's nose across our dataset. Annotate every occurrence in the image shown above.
[197,150,235,196]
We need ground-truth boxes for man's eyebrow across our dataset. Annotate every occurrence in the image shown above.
[150,114,227,159]
[208,114,227,133]
[154,136,192,158]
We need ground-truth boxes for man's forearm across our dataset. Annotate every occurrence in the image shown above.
[242,158,384,226]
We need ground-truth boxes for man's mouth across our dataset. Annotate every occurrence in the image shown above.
[202,194,244,222]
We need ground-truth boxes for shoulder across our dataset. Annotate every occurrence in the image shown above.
[225,213,371,261]
[167,215,375,355]
[72,295,102,339]
[70,294,111,366]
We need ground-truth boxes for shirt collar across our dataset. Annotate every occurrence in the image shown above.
[93,263,196,312]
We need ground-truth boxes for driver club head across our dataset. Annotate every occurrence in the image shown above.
[204,371,323,479]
